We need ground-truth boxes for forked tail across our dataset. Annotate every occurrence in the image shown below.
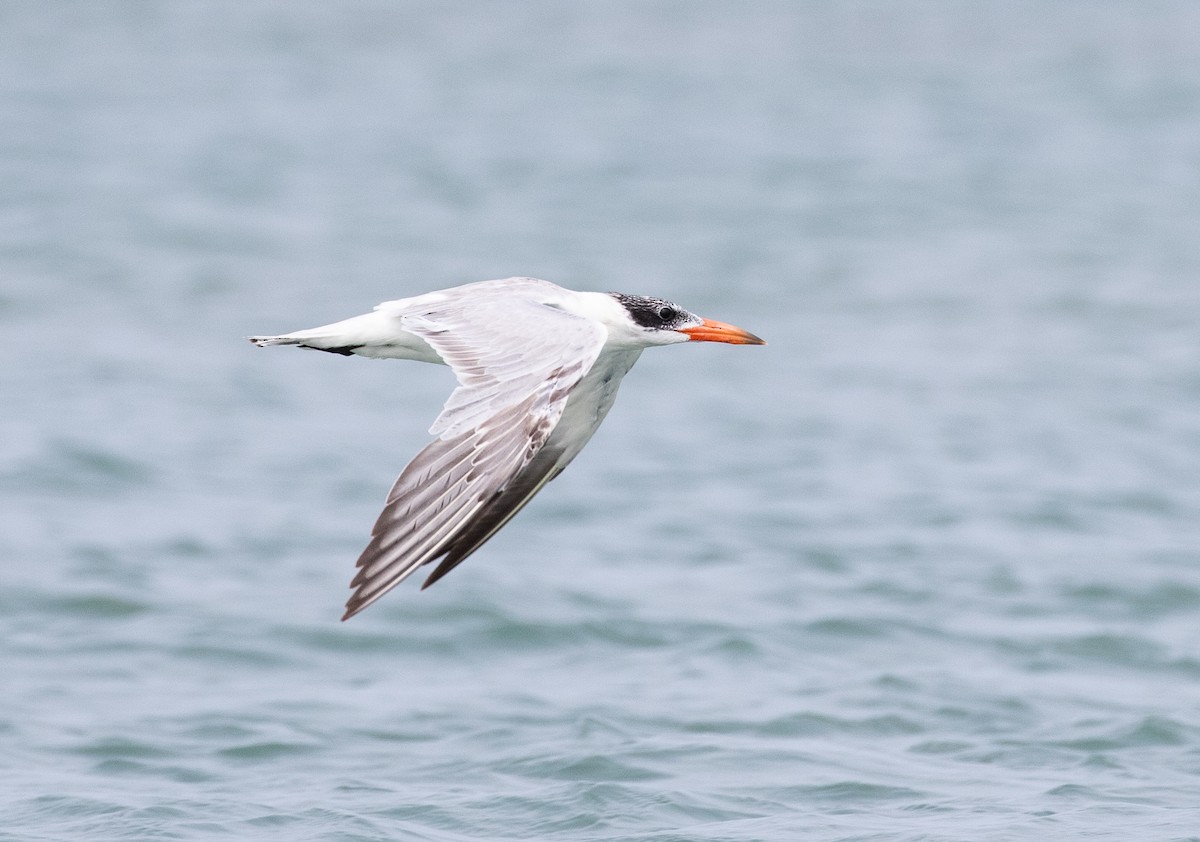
[247,333,362,356]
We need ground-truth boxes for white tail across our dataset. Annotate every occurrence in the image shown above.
[248,335,302,347]
[247,311,444,363]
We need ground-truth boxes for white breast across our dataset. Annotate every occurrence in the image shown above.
[548,346,644,463]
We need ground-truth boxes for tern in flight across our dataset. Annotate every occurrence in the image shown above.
[250,277,765,619]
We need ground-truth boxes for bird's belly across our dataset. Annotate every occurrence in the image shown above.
[550,348,642,462]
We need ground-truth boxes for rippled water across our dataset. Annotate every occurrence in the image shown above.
[4,2,1200,840]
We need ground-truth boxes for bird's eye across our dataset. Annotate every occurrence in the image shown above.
[657,306,677,322]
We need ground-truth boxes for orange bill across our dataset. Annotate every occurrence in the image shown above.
[680,318,767,345]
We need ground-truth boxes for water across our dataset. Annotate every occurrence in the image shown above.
[3,2,1200,839]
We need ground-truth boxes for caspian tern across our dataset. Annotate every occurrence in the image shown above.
[250,277,765,620]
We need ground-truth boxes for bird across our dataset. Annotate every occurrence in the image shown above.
[250,277,765,619]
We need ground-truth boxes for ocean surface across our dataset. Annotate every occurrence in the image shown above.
[4,2,1200,840]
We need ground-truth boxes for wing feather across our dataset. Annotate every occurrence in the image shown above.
[420,444,569,589]
[342,284,606,619]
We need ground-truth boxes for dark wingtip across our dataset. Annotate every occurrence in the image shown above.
[419,572,440,590]
[342,588,368,621]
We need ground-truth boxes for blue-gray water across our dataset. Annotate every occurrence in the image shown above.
[4,3,1200,840]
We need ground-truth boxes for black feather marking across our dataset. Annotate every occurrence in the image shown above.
[607,293,694,330]
[306,344,362,356]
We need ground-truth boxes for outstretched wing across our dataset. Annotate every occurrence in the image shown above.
[343,283,606,619]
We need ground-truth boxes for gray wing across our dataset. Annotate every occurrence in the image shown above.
[342,286,606,620]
